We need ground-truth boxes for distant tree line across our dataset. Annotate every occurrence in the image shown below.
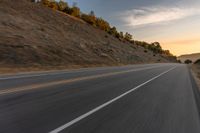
[133,41,173,55]
[33,0,174,56]
[38,0,132,41]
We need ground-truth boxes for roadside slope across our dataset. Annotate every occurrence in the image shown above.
[192,62,200,90]
[0,0,176,72]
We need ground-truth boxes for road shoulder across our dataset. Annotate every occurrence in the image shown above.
[191,64,200,91]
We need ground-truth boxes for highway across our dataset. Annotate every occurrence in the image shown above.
[0,63,200,133]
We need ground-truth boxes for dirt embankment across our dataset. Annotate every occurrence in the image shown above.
[0,0,176,73]
[192,64,200,90]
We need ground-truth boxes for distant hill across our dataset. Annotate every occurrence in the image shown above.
[0,0,176,70]
[178,53,200,63]
[194,59,200,65]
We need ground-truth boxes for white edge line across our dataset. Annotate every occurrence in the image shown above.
[49,66,176,133]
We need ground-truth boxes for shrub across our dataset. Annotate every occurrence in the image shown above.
[96,18,110,31]
[49,1,58,10]
[184,59,192,64]
[177,60,182,63]
[108,26,117,35]
[58,0,68,11]
[124,32,132,41]
[67,6,80,17]
[81,13,96,26]
[119,32,124,39]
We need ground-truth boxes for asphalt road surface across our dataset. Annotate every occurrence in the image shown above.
[0,63,200,133]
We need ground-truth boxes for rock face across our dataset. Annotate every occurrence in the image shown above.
[0,0,176,68]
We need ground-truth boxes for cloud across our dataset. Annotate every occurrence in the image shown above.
[164,38,200,45]
[121,7,200,27]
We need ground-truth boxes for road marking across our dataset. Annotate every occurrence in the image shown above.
[49,67,176,133]
[0,66,162,95]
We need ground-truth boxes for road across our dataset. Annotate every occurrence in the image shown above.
[0,63,200,133]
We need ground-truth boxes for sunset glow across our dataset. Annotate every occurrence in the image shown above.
[67,0,200,56]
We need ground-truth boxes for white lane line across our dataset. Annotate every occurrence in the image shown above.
[0,65,161,80]
[49,66,176,133]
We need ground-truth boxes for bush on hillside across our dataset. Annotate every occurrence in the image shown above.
[148,42,162,54]
[81,12,96,26]
[58,0,68,11]
[49,1,58,10]
[67,6,80,18]
[124,32,132,41]
[119,32,124,39]
[184,59,192,64]
[96,18,110,31]
[177,60,181,63]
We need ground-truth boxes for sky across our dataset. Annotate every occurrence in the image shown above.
[65,0,200,56]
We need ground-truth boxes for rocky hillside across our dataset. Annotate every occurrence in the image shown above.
[0,0,176,71]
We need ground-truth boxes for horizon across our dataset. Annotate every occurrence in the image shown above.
[64,0,200,56]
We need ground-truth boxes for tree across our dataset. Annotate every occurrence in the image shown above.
[96,18,110,31]
[163,50,170,55]
[81,13,96,25]
[153,42,161,49]
[58,0,68,11]
[115,32,120,39]
[64,2,80,17]
[119,32,124,39]
[151,42,162,54]
[108,26,117,36]
[124,32,132,41]
[184,59,192,64]
[69,6,80,17]
[51,2,58,10]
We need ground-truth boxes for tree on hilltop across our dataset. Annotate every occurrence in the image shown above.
[58,0,68,11]
[124,32,132,41]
